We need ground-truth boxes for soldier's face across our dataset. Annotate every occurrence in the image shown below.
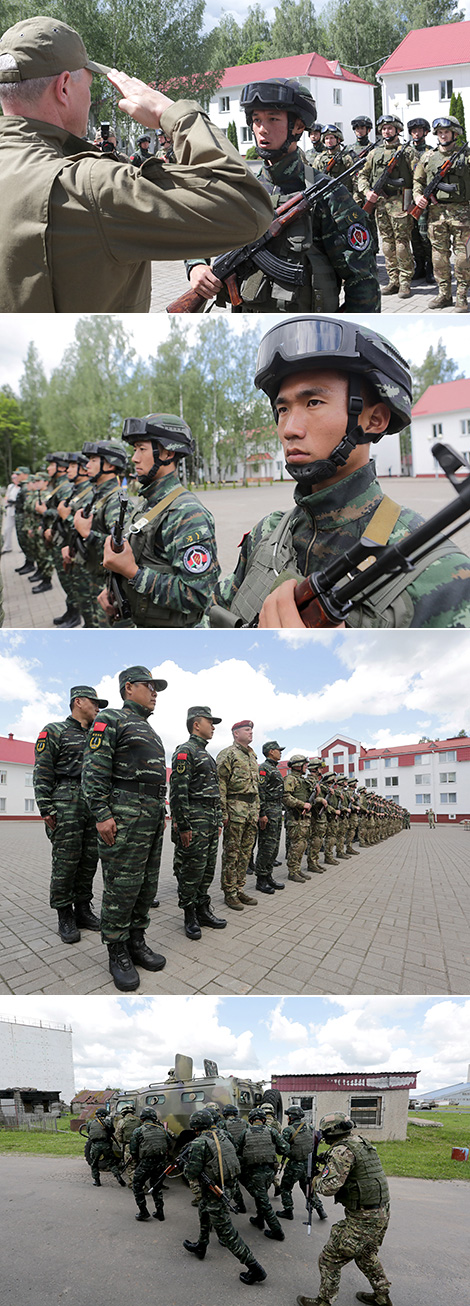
[269,748,282,761]
[132,441,155,477]
[411,128,425,141]
[251,109,303,153]
[67,463,78,479]
[355,126,368,139]
[382,125,399,141]
[79,697,101,724]
[324,133,338,148]
[86,456,101,478]
[194,716,215,740]
[275,370,390,486]
[233,725,253,746]
[126,681,157,711]
[437,129,453,145]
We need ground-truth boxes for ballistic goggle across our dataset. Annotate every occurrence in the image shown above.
[255,317,410,405]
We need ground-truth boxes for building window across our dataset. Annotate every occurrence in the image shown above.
[364,760,377,770]
[432,423,442,438]
[407,83,420,102]
[333,753,343,763]
[25,772,34,787]
[219,96,230,112]
[448,792,457,803]
[350,1095,382,1127]
[241,126,253,143]
[365,778,377,788]
[460,420,470,435]
[0,771,7,785]
[444,751,456,762]
[333,88,342,105]
[439,79,453,100]
[384,756,399,768]
[391,776,398,786]
[440,772,456,784]
[415,774,431,785]
[416,793,431,804]
[24,799,35,813]
[0,797,5,812]
[414,754,423,765]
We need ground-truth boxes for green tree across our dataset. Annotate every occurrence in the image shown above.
[270,0,318,56]
[208,13,243,68]
[237,41,269,63]
[410,339,464,402]
[449,90,466,145]
[41,316,136,448]
[227,119,239,149]
[241,4,271,47]
[18,343,48,470]
[0,389,31,484]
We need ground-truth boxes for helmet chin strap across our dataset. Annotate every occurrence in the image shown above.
[284,375,368,493]
[137,449,175,489]
[255,114,302,162]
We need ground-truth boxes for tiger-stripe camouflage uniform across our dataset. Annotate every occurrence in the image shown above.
[78,476,122,627]
[184,1110,266,1283]
[277,1108,326,1221]
[33,684,107,943]
[130,1110,170,1220]
[216,722,260,909]
[170,706,226,940]
[81,666,167,992]
[297,1113,391,1306]
[55,456,94,625]
[37,455,70,593]
[240,1108,289,1239]
[255,741,286,891]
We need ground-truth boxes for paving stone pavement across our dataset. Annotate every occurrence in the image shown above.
[0,823,468,995]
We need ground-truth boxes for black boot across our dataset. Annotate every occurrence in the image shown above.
[183,1240,207,1259]
[57,906,80,944]
[267,872,284,890]
[183,905,202,941]
[128,928,166,971]
[316,1202,327,1220]
[255,878,275,895]
[61,611,81,627]
[135,1202,151,1221]
[276,1209,293,1219]
[93,1177,101,1186]
[107,941,140,992]
[240,1261,267,1285]
[196,899,227,929]
[53,605,77,626]
[150,898,160,908]
[249,1214,264,1229]
[117,1175,126,1187]
[235,1197,247,1213]
[32,579,53,594]
[28,569,45,582]
[16,560,35,574]
[264,1227,284,1241]
[273,859,282,866]
[152,1203,165,1220]
[74,901,100,931]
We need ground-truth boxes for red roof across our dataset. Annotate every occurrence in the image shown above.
[0,735,34,764]
[412,378,470,417]
[272,1072,418,1090]
[378,22,470,75]
[218,53,372,90]
[361,736,469,760]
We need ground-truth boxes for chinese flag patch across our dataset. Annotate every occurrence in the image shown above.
[177,752,188,759]
[38,731,48,739]
[92,722,107,732]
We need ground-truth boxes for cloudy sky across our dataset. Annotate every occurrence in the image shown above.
[1,314,469,395]
[0,627,468,758]
[1,994,469,1095]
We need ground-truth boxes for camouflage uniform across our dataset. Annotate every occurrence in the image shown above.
[283,769,312,882]
[120,470,220,627]
[240,1120,289,1235]
[43,467,73,594]
[185,1127,260,1270]
[216,742,260,904]
[306,762,329,872]
[279,1119,326,1218]
[113,1109,140,1187]
[79,476,122,627]
[86,1116,122,1184]
[58,476,95,618]
[81,699,166,942]
[311,1133,391,1305]
[217,460,470,628]
[358,143,414,290]
[14,474,33,565]
[170,732,223,911]
[33,714,99,912]
[223,1112,248,1210]
[130,1118,169,1216]
[407,137,433,276]
[413,144,470,305]
[187,150,380,313]
[315,146,355,192]
[255,750,285,885]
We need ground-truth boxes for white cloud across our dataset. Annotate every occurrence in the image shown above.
[265,998,309,1044]
[0,654,65,740]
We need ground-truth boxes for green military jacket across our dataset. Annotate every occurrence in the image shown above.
[258,757,284,816]
[413,144,470,205]
[122,471,220,627]
[216,742,260,821]
[60,479,94,547]
[185,1129,240,1185]
[0,103,272,312]
[82,477,121,575]
[33,715,92,815]
[315,147,355,191]
[170,733,222,832]
[81,700,166,823]
[283,771,311,815]
[358,141,413,202]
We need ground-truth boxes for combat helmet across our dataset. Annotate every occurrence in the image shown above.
[222,1105,239,1118]
[122,413,194,487]
[241,77,317,160]
[254,314,412,489]
[82,439,128,480]
[248,1107,267,1123]
[95,1107,108,1118]
[351,115,372,131]
[287,753,308,772]
[319,1112,354,1138]
[432,115,462,139]
[190,1109,214,1131]
[407,117,430,134]
[286,1105,304,1121]
[140,1107,158,1122]
[120,1103,136,1115]
[321,123,344,144]
[376,114,403,134]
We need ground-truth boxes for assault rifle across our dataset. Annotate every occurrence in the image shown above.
[322,144,348,175]
[407,141,468,218]
[362,143,409,214]
[167,147,372,314]
[106,490,132,623]
[304,1131,325,1235]
[69,498,93,560]
[147,1142,192,1197]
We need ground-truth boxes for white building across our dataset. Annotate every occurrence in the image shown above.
[416,1066,470,1105]
[208,53,375,154]
[0,734,39,819]
[411,378,470,476]
[377,23,470,132]
[0,1015,75,1106]
[320,732,470,822]
[272,1071,418,1140]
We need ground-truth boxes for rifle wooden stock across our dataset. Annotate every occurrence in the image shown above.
[167,287,207,314]
[293,577,343,628]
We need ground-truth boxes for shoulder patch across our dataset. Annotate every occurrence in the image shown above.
[183,545,212,574]
[177,752,188,760]
[37,731,48,739]
[92,722,107,732]
[238,531,250,548]
[347,221,370,251]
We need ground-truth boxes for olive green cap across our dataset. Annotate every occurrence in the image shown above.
[0,17,112,83]
[187,705,222,726]
[262,740,285,756]
[14,465,30,474]
[70,684,108,709]
[118,665,167,693]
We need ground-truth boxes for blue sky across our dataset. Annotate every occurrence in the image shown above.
[1,628,469,758]
[1,994,469,1094]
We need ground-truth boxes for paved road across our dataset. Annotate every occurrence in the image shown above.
[0,1155,468,1306]
[1,824,469,995]
[2,476,469,627]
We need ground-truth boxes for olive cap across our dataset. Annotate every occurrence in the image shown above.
[187,705,222,727]
[118,666,168,693]
[70,684,108,708]
[262,740,285,755]
[0,17,112,83]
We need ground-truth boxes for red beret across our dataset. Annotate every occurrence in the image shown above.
[232,719,253,731]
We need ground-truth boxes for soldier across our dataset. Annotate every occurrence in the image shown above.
[305,757,329,873]
[427,807,436,829]
[241,1106,289,1241]
[357,114,414,297]
[406,117,433,283]
[350,116,373,156]
[56,451,94,627]
[217,720,261,911]
[130,1107,170,1221]
[13,467,34,574]
[283,755,314,883]
[413,115,470,312]
[33,684,107,943]
[100,414,220,628]
[170,705,226,940]
[186,77,379,313]
[86,1107,126,1188]
[33,452,70,593]
[255,740,286,894]
[222,1105,248,1213]
[296,1112,392,1306]
[305,122,324,159]
[345,779,361,853]
[129,134,153,165]
[214,314,470,629]
[1,471,19,554]
[277,1106,326,1222]
[81,665,167,993]
[183,1108,267,1284]
[114,1103,140,1188]
[316,126,355,192]
[73,439,126,627]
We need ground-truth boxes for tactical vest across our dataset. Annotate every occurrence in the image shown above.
[242,1125,277,1166]
[422,148,470,203]
[240,162,340,312]
[369,145,413,194]
[202,1130,240,1183]
[111,710,167,787]
[228,503,457,629]
[120,1114,139,1144]
[121,485,201,627]
[289,1122,313,1161]
[138,1120,168,1159]
[335,1135,390,1210]
[285,774,312,809]
[225,1116,247,1146]
[87,1118,107,1141]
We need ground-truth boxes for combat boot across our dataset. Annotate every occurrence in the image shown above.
[183,905,202,941]
[107,941,140,992]
[307,863,326,873]
[381,283,399,295]
[356,1295,393,1306]
[455,292,468,313]
[53,605,76,626]
[196,899,227,928]
[398,284,411,298]
[255,877,275,895]
[28,568,44,582]
[249,1214,265,1229]
[297,868,310,880]
[32,579,53,593]
[224,895,244,910]
[74,901,100,931]
[128,928,166,971]
[57,906,80,944]
[323,855,339,865]
[288,872,305,883]
[297,1297,330,1306]
[152,1203,165,1220]
[240,1261,267,1284]
[61,611,81,627]
[117,1175,126,1187]
[264,1227,285,1241]
[93,1177,101,1186]
[135,1201,151,1221]
[183,1239,207,1259]
[235,1197,246,1213]
[346,846,360,855]
[237,891,258,905]
[316,1201,327,1219]
[16,560,35,574]
[429,293,453,308]
[266,872,284,890]
[276,1209,293,1219]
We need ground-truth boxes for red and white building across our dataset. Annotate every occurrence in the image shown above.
[272,1070,418,1139]
[411,378,470,477]
[377,23,470,132]
[0,734,38,819]
[320,733,470,822]
[207,53,375,153]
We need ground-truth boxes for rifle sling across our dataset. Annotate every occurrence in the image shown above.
[129,484,186,532]
[355,496,402,571]
[210,1129,225,1190]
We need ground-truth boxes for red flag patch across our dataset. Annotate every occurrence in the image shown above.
[92,722,107,732]
[38,731,48,739]
[177,752,188,759]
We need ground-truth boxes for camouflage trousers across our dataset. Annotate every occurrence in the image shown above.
[377,200,414,286]
[255,806,283,876]
[346,813,359,850]
[244,1164,282,1234]
[427,204,470,295]
[15,513,32,560]
[98,792,165,942]
[122,1143,136,1187]
[279,1159,325,1215]
[46,782,99,910]
[286,814,311,875]
[318,1204,391,1304]
[335,815,349,855]
[411,213,432,269]
[173,807,220,908]
[197,1187,255,1265]
[324,818,340,860]
[52,538,74,602]
[29,527,54,579]
[221,810,258,899]
[133,1156,166,1211]
[89,1139,121,1183]
[307,812,327,869]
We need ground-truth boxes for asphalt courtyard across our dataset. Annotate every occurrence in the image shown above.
[0,823,469,996]
[2,475,470,628]
[1,1155,468,1306]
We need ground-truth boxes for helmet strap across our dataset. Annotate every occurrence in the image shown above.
[285,374,367,492]
[137,448,175,488]
[255,111,302,162]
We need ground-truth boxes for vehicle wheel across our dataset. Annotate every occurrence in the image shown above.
[261,1088,283,1123]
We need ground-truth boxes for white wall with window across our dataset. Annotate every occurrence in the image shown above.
[379,63,470,138]
[0,740,39,818]
[321,733,470,821]
[411,398,470,476]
